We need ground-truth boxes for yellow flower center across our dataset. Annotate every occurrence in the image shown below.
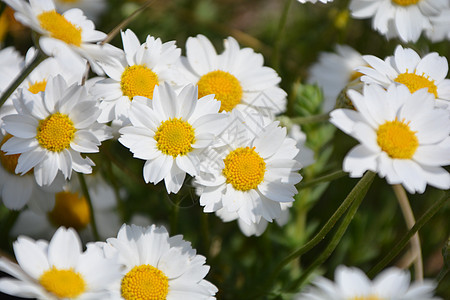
[155,118,195,157]
[0,134,20,174]
[48,191,91,231]
[350,296,384,300]
[121,265,169,300]
[39,267,86,298]
[394,72,438,97]
[222,147,266,191]
[197,70,243,112]
[37,10,82,47]
[392,0,420,6]
[36,113,76,152]
[121,65,159,100]
[377,119,418,159]
[28,80,47,94]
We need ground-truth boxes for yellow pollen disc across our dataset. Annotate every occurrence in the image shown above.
[36,112,76,152]
[39,267,86,298]
[28,80,47,94]
[0,134,21,174]
[155,118,195,157]
[197,70,243,112]
[350,296,384,300]
[121,264,169,300]
[37,10,82,46]
[394,72,438,97]
[121,65,159,100]
[377,119,418,159]
[222,147,266,191]
[392,0,420,6]
[48,191,91,231]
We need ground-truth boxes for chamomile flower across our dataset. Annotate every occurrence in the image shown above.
[330,84,450,194]
[54,0,107,22]
[2,0,114,74]
[426,9,450,42]
[1,75,112,186]
[307,45,366,112]
[356,45,450,109]
[349,0,448,43]
[103,224,218,300]
[92,29,185,122]
[180,34,287,114]
[194,111,302,226]
[119,83,227,194]
[0,227,122,300]
[295,265,440,300]
[0,133,63,210]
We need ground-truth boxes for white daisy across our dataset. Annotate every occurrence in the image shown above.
[1,75,112,186]
[349,0,449,42]
[118,83,227,194]
[0,133,63,210]
[307,45,366,112]
[0,227,122,300]
[3,0,115,74]
[356,45,450,109]
[92,29,185,122]
[330,84,450,194]
[194,110,302,226]
[295,265,440,300]
[0,46,24,92]
[11,173,122,241]
[54,0,107,22]
[180,34,287,114]
[426,9,450,42]
[102,224,218,300]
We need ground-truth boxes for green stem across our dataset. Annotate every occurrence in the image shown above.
[78,173,101,241]
[106,157,127,222]
[291,113,330,125]
[272,0,294,70]
[368,191,449,277]
[288,171,375,290]
[0,50,47,108]
[298,170,347,189]
[251,171,375,298]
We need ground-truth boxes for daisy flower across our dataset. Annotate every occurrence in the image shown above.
[118,83,227,194]
[1,75,112,186]
[194,111,302,226]
[0,133,63,210]
[426,9,450,42]
[0,227,122,300]
[356,45,450,109]
[102,224,218,299]
[349,0,449,43]
[307,45,366,112]
[2,0,115,74]
[11,173,122,241]
[330,84,450,194]
[295,265,440,300]
[0,47,23,92]
[180,34,287,114]
[92,29,185,122]
[54,0,107,22]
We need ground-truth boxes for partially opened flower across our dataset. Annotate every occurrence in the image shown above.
[330,84,450,193]
[180,34,287,115]
[0,227,122,299]
[308,45,366,112]
[295,265,440,300]
[349,0,448,42]
[1,75,112,186]
[119,83,227,193]
[3,0,115,73]
[103,224,218,299]
[194,111,302,226]
[92,29,185,122]
[356,45,450,109]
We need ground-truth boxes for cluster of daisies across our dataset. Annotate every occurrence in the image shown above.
[0,225,218,299]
